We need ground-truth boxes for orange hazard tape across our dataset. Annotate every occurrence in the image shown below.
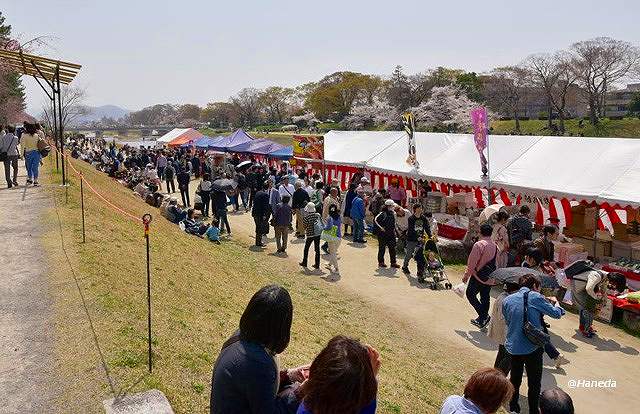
[47,138,144,224]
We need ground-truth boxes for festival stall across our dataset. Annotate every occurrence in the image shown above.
[208,129,253,152]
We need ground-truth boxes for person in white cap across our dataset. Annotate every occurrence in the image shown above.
[374,199,400,268]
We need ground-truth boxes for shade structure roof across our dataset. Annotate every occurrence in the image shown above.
[208,129,254,151]
[268,146,293,159]
[228,138,285,155]
[320,130,640,207]
[0,48,81,85]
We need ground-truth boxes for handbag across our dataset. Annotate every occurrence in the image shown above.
[522,291,550,347]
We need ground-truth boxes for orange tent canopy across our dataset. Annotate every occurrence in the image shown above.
[167,128,204,147]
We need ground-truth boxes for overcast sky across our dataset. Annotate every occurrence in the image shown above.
[5,0,640,114]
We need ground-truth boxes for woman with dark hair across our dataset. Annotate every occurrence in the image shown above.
[210,285,308,414]
[440,367,513,414]
[21,122,42,186]
[297,336,379,414]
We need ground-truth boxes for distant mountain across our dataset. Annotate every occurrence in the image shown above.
[73,105,132,125]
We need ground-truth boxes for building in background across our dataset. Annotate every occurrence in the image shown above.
[606,83,640,118]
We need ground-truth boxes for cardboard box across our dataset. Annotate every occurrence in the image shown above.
[572,236,611,259]
[613,223,629,241]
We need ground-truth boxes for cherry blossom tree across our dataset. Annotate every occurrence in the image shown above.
[409,86,478,132]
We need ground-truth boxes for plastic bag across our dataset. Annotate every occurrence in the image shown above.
[453,282,467,298]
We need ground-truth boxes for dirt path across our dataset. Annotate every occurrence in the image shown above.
[0,161,56,413]
[186,182,640,413]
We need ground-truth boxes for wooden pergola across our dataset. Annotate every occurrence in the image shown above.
[0,48,82,184]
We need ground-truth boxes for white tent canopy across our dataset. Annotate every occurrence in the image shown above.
[321,130,640,207]
[156,128,189,143]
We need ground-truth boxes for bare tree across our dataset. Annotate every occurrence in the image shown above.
[230,87,262,127]
[523,52,579,133]
[258,86,294,124]
[571,37,640,124]
[484,66,533,133]
[41,85,89,134]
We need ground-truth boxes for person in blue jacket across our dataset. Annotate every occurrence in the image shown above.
[350,189,366,243]
[297,335,379,414]
[502,274,565,414]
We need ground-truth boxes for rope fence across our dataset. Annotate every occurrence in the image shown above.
[46,138,154,373]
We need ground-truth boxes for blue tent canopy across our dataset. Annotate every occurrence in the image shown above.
[209,129,253,151]
[228,138,284,155]
[181,136,210,148]
[268,146,293,159]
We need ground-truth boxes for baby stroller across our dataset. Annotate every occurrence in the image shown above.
[422,236,452,290]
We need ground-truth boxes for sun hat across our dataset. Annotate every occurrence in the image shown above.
[384,199,396,207]
[305,202,317,213]
[360,177,370,183]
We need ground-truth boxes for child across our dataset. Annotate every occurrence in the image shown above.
[205,217,221,244]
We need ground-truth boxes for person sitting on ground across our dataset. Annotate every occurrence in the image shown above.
[167,197,187,223]
[297,335,380,414]
[439,367,513,414]
[210,285,309,414]
[502,274,565,414]
[539,388,574,414]
[205,217,221,244]
[182,208,207,236]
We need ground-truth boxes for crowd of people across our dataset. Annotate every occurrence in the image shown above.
[63,136,629,414]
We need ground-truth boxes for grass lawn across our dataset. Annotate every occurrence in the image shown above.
[41,157,481,413]
[491,117,640,138]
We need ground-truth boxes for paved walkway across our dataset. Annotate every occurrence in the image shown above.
[183,181,640,413]
[0,161,56,413]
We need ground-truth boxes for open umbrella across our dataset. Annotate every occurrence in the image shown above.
[236,160,252,170]
[212,178,238,192]
[478,204,504,224]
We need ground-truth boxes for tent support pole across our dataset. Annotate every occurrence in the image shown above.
[592,205,600,258]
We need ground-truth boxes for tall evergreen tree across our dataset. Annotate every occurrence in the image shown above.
[0,11,26,123]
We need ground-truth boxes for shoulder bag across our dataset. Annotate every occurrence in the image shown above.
[522,291,550,347]
[0,136,16,162]
[475,246,497,282]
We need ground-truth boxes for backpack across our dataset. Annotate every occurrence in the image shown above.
[564,260,597,279]
[311,190,323,212]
